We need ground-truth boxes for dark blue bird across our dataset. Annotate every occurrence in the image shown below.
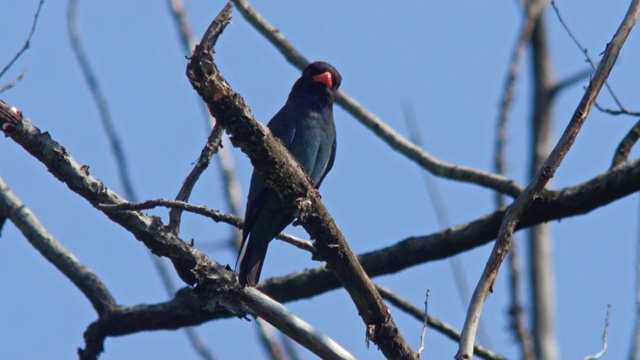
[236,61,342,287]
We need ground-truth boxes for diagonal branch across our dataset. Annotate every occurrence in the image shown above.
[185,3,417,359]
[0,0,44,79]
[168,123,224,233]
[457,2,640,358]
[0,176,116,315]
[0,69,28,94]
[611,118,640,169]
[551,0,640,117]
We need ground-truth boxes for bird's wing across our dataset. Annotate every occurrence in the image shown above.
[315,136,336,189]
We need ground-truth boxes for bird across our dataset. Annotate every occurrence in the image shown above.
[236,61,342,287]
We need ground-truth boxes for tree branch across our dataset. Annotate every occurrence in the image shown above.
[241,287,356,360]
[611,118,640,169]
[0,176,116,315]
[168,124,224,233]
[0,0,44,79]
[457,2,640,357]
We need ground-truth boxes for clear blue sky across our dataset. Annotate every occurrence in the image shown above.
[2,1,639,359]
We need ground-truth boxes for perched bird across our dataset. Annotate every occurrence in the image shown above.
[236,61,342,287]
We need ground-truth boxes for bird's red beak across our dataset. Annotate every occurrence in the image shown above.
[312,71,333,88]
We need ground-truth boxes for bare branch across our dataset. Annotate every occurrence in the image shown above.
[100,198,316,255]
[0,0,44,79]
[595,102,640,117]
[168,124,224,233]
[100,198,242,226]
[583,305,611,360]
[0,176,116,315]
[458,2,640,358]
[375,285,506,360]
[241,287,356,360]
[611,118,640,168]
[0,69,27,94]
[551,0,640,116]
[232,0,524,198]
[417,288,430,356]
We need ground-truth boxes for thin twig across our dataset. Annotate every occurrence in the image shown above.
[0,0,44,79]
[100,199,242,226]
[457,2,640,358]
[166,0,244,248]
[583,305,611,360]
[100,199,316,255]
[0,69,28,93]
[168,123,224,233]
[375,285,506,360]
[232,0,524,198]
[417,288,430,356]
[0,176,116,315]
[611,118,640,168]
[595,102,640,117]
[551,0,640,116]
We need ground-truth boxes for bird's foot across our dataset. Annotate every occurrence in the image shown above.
[305,175,315,186]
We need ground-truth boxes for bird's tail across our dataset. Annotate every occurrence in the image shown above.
[237,235,268,287]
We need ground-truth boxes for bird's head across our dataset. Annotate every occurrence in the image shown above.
[289,61,342,108]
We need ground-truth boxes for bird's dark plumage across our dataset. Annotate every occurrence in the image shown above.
[236,61,341,286]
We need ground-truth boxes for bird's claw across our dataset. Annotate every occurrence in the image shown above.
[305,175,315,186]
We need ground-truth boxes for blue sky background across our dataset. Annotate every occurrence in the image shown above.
[1,1,640,359]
